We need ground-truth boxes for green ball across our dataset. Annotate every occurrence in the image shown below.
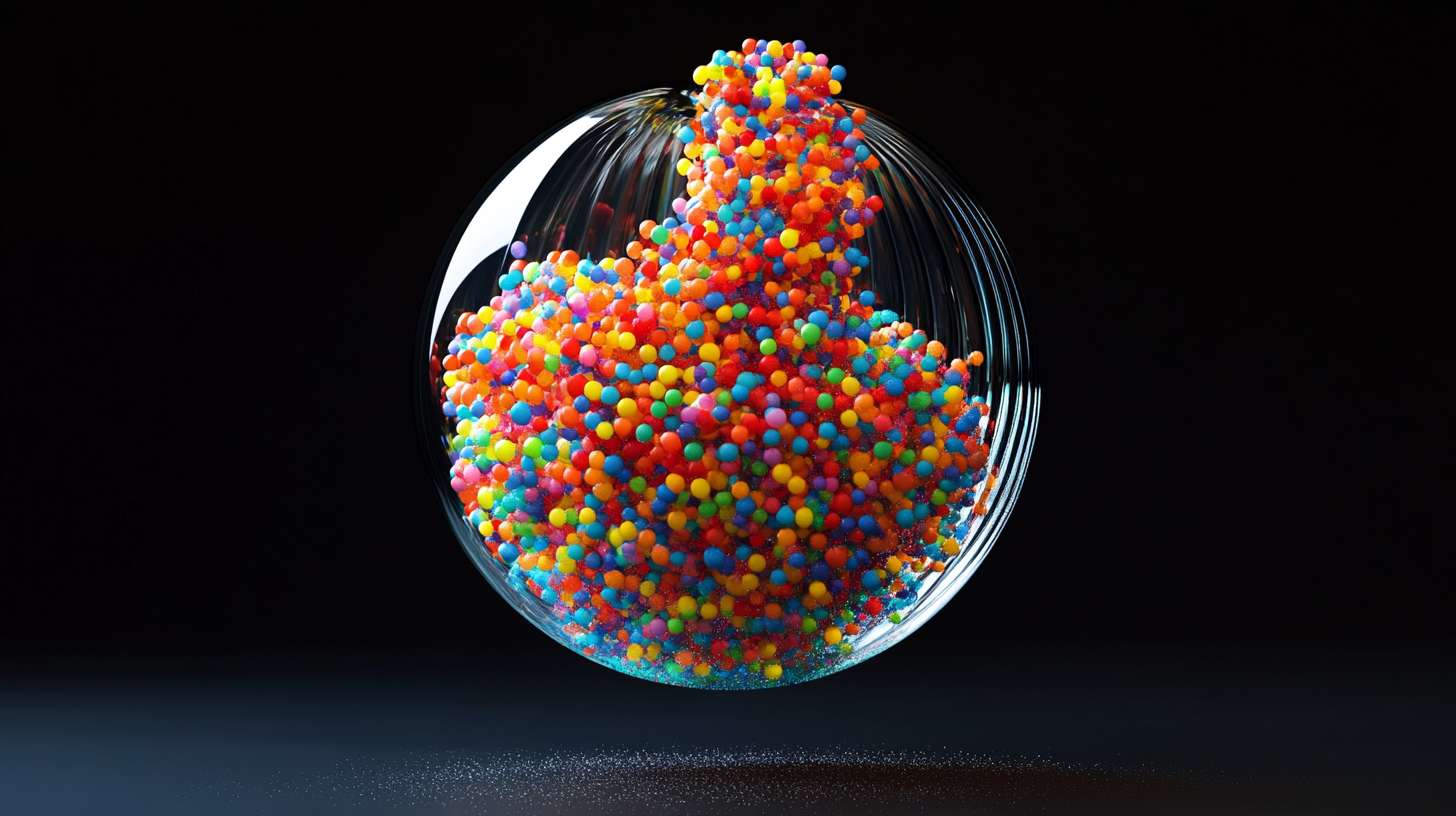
[816,393,833,410]
[801,324,822,345]
[684,442,704,461]
[760,338,778,354]
[874,441,894,459]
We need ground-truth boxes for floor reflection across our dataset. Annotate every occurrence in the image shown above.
[3,641,1451,814]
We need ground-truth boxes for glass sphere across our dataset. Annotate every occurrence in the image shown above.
[416,83,1037,689]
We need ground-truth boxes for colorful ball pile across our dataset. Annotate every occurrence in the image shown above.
[435,39,997,686]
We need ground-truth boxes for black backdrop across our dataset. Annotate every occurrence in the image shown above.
[3,9,1448,660]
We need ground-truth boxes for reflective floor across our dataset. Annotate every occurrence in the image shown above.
[3,641,1451,814]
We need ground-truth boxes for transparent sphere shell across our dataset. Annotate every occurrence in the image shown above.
[415,88,1038,688]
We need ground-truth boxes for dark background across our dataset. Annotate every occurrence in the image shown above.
[5,8,1447,657]
[3,9,1452,814]
[4,9,1449,655]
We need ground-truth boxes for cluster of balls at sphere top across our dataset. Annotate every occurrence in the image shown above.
[434,38,996,687]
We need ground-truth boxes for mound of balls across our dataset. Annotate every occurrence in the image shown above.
[436,39,996,687]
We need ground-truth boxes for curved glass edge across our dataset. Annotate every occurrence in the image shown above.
[414,91,1039,687]
[413,89,694,654]
[839,105,1040,660]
